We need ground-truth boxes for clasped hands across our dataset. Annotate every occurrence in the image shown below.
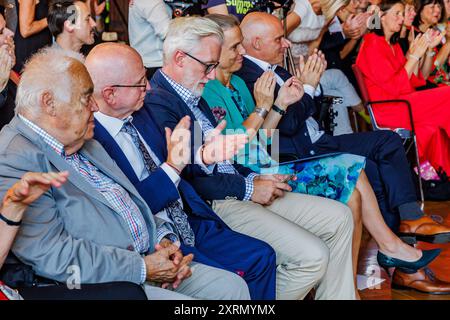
[144,238,193,289]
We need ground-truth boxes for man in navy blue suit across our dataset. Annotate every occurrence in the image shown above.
[86,42,277,300]
[235,11,450,242]
[143,16,356,300]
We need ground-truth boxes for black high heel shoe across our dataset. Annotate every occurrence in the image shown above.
[377,248,441,274]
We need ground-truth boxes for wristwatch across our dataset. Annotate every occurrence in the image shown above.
[272,104,286,116]
[254,107,269,119]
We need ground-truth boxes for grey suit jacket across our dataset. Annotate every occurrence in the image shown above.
[0,116,162,284]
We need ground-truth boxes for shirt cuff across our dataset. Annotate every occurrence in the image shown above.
[140,258,147,284]
[243,173,258,201]
[161,162,181,187]
[194,145,216,174]
[156,223,179,244]
[303,84,319,98]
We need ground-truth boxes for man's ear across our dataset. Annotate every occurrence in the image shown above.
[102,87,115,105]
[253,37,262,51]
[63,19,75,33]
[41,91,56,116]
[173,50,185,67]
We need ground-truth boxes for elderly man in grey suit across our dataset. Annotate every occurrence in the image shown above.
[0,47,250,300]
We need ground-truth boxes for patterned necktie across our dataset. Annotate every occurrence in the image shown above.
[121,121,195,247]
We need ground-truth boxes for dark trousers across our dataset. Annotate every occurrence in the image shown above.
[18,282,147,300]
[313,130,418,231]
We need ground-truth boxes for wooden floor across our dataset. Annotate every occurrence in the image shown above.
[359,201,450,300]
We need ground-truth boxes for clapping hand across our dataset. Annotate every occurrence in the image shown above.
[202,120,248,165]
[274,76,304,111]
[425,28,445,49]
[253,71,276,111]
[165,116,192,173]
[409,33,430,59]
[0,39,15,92]
[1,171,69,222]
[296,49,326,89]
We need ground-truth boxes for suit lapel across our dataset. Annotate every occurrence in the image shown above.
[132,110,166,163]
[93,119,140,183]
[13,117,117,211]
[80,139,145,207]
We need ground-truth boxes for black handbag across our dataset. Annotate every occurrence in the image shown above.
[0,263,36,288]
[422,169,450,201]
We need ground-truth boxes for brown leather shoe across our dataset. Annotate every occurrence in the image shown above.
[392,268,450,295]
[398,216,450,244]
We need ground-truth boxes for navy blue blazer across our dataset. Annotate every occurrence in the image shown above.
[144,70,255,201]
[235,57,338,157]
[93,108,278,299]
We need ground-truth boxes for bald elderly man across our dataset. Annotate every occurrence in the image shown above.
[87,42,278,300]
[235,12,450,242]
[0,47,251,300]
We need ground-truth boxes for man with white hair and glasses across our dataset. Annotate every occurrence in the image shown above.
[144,16,356,300]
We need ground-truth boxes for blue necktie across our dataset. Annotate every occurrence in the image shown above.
[121,121,195,247]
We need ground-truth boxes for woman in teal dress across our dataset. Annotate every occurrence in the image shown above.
[203,14,431,291]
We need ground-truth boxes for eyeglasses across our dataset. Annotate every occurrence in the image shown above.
[182,51,219,75]
[111,76,148,90]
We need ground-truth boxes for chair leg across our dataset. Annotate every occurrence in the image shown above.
[413,135,425,210]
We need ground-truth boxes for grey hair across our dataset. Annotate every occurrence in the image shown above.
[15,47,85,118]
[163,16,224,65]
[205,13,240,31]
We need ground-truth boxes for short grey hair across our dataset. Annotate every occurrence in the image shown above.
[163,16,224,65]
[205,14,240,32]
[15,47,85,118]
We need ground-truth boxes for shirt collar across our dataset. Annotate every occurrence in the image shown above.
[94,111,133,138]
[244,54,277,73]
[18,114,66,156]
[160,70,201,107]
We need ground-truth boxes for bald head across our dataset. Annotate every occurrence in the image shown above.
[86,42,143,92]
[240,12,288,65]
[85,43,148,119]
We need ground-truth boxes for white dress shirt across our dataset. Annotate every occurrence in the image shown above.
[94,111,185,228]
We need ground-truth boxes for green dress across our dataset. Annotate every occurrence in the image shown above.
[202,75,366,204]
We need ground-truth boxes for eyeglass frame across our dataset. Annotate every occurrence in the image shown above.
[181,51,219,75]
[110,75,148,90]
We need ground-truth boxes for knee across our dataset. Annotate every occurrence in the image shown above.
[329,202,355,233]
[304,241,330,281]
[216,271,251,300]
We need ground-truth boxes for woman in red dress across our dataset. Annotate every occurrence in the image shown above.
[356,0,450,175]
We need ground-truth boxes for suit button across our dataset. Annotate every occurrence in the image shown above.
[304,132,308,136]
[127,245,134,251]
[310,150,315,155]
[225,196,237,200]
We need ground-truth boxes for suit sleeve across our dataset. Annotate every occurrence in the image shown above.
[0,152,145,285]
